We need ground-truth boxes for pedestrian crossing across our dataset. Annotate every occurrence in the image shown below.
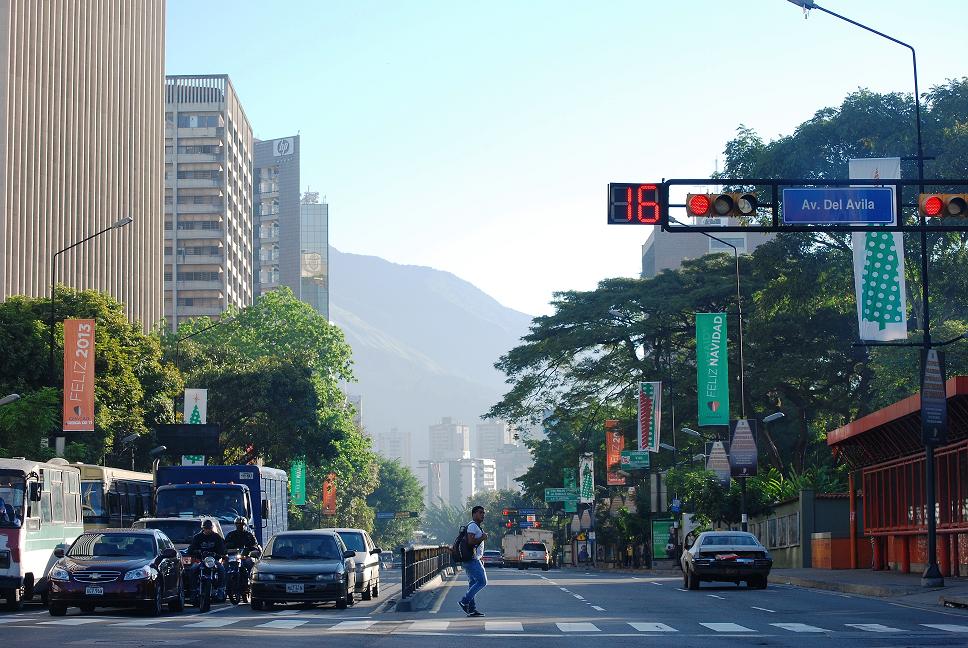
[3,615,968,635]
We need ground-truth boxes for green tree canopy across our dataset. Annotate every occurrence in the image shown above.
[367,457,425,549]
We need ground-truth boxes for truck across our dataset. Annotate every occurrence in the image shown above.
[501,529,555,568]
[154,465,288,544]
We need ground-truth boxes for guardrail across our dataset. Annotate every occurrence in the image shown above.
[400,545,452,599]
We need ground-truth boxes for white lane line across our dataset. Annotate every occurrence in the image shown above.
[701,622,756,633]
[629,622,677,632]
[771,623,829,633]
[559,587,569,592]
[407,621,450,631]
[573,594,585,600]
[707,594,726,600]
[650,581,663,586]
[112,618,185,626]
[183,618,241,628]
[558,622,600,632]
[751,606,776,613]
[485,621,523,632]
[0,619,31,624]
[675,588,688,592]
[38,618,104,625]
[922,624,968,633]
[272,608,304,615]
[256,620,308,629]
[591,606,606,611]
[332,620,377,631]
[845,623,903,633]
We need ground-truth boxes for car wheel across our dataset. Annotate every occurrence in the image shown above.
[372,580,379,598]
[3,587,24,611]
[169,580,185,612]
[145,586,163,617]
[541,565,549,571]
[250,599,263,611]
[263,600,275,610]
[79,604,95,613]
[48,604,67,617]
[361,580,372,601]
[336,583,349,610]
[687,569,700,590]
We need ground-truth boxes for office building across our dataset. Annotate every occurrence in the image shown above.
[299,194,329,319]
[164,75,254,329]
[422,456,496,508]
[641,218,773,279]
[495,442,532,491]
[476,420,511,459]
[429,417,470,462]
[253,136,297,295]
[375,427,412,469]
[0,0,166,328]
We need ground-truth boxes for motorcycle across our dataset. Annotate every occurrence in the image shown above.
[192,552,225,612]
[225,548,260,605]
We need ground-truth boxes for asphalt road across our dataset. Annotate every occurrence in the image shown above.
[3,567,968,647]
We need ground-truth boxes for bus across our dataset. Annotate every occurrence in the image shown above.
[154,465,288,544]
[75,464,152,530]
[0,457,83,610]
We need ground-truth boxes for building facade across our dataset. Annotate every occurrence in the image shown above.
[253,136,298,297]
[476,420,511,459]
[299,195,329,319]
[429,417,470,462]
[164,75,254,329]
[375,427,412,469]
[0,0,166,328]
[641,219,773,279]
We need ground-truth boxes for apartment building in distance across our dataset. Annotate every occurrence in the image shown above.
[375,427,413,469]
[429,417,470,462]
[0,0,166,328]
[164,75,254,329]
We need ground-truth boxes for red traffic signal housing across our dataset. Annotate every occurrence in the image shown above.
[920,193,968,218]
[505,521,513,528]
[686,192,759,218]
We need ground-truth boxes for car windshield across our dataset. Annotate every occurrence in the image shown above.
[155,488,247,523]
[337,531,366,553]
[522,543,546,551]
[267,535,341,560]
[0,474,25,529]
[69,533,156,558]
[702,535,759,547]
[136,520,200,544]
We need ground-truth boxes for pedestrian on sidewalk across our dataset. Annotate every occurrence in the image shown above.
[459,505,488,617]
[625,543,633,568]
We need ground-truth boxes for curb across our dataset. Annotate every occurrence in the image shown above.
[771,574,923,598]
[394,569,459,612]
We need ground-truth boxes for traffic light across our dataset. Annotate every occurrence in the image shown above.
[533,521,541,528]
[505,521,513,528]
[920,193,968,218]
[686,192,759,218]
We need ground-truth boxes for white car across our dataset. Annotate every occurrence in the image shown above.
[517,541,550,570]
[334,528,382,600]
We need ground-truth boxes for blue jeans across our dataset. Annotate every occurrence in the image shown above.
[460,558,487,609]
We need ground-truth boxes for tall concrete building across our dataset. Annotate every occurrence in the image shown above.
[429,417,470,462]
[641,218,773,279]
[422,457,496,508]
[164,75,254,330]
[0,0,166,328]
[476,420,511,459]
[376,427,412,469]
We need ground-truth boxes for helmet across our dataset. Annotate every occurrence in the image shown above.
[201,519,214,529]
[234,516,246,526]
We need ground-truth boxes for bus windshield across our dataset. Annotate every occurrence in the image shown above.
[0,473,25,529]
[155,487,248,524]
[81,482,104,521]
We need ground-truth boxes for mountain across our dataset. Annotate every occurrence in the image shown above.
[329,247,534,462]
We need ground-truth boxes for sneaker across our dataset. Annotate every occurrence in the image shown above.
[458,600,469,614]
[467,610,485,617]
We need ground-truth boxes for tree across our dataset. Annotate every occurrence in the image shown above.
[367,458,425,549]
[422,501,467,544]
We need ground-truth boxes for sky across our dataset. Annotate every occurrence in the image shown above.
[166,0,966,317]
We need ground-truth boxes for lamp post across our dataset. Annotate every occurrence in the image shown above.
[115,432,140,471]
[0,394,20,407]
[786,0,942,589]
[48,216,134,457]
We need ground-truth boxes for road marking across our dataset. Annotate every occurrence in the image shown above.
[701,622,755,633]
[485,621,523,632]
[675,588,688,592]
[332,620,377,631]
[428,576,455,614]
[573,594,585,600]
[922,624,968,633]
[256,620,308,629]
[39,618,104,625]
[559,587,569,592]
[650,581,663,586]
[845,623,902,633]
[112,618,184,626]
[629,622,677,632]
[0,618,29,624]
[407,621,450,631]
[771,623,829,633]
[706,594,725,599]
[591,606,606,611]
[557,622,600,632]
[272,608,304,615]
[751,606,776,613]
[183,618,241,628]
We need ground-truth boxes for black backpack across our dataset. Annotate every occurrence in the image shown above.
[451,525,472,563]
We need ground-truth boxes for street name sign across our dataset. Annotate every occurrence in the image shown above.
[544,487,578,502]
[620,450,650,469]
[782,187,894,224]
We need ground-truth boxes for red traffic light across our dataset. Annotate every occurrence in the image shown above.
[502,508,509,516]
[533,521,541,528]
[687,194,710,217]
[922,195,943,217]
[920,193,968,218]
[505,521,513,528]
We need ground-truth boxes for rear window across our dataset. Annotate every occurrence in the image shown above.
[483,550,502,556]
[522,543,546,551]
[701,535,759,546]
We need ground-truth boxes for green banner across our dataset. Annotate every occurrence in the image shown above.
[652,518,675,560]
[290,460,307,506]
[563,500,577,513]
[562,468,577,490]
[696,312,729,426]
[620,450,650,469]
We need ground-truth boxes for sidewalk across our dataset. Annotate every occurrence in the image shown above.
[770,568,968,609]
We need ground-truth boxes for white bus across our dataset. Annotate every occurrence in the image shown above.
[75,464,152,530]
[0,457,83,609]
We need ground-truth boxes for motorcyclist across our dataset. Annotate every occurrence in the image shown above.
[224,517,261,602]
[188,518,227,601]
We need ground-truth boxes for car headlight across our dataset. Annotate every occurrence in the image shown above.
[50,567,70,581]
[124,566,156,581]
[251,571,274,581]
[203,556,217,569]
[316,572,342,581]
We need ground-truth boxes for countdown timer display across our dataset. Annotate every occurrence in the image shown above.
[608,183,660,224]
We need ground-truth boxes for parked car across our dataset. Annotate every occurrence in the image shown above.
[334,528,382,600]
[481,549,505,568]
[517,541,550,570]
[680,531,773,590]
[47,528,185,616]
[249,530,357,610]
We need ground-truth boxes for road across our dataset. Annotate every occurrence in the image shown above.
[2,567,968,646]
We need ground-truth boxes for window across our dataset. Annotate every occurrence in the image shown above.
[49,470,64,523]
[708,236,747,254]
[41,491,52,523]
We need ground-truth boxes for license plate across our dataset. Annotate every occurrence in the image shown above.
[182,557,192,565]
[85,586,104,596]
[285,583,304,593]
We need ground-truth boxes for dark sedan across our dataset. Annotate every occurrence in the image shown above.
[48,529,185,615]
[249,530,357,610]
[680,531,772,590]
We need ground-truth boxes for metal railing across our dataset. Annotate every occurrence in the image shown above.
[400,545,452,599]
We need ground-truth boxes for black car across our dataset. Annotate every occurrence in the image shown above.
[48,529,185,616]
[680,531,772,590]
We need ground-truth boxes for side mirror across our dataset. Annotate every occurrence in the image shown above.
[370,547,382,555]
[261,499,270,519]
[29,482,41,502]
[160,548,178,560]
[343,550,355,559]
[53,548,65,558]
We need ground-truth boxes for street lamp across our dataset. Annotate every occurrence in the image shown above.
[0,394,20,407]
[116,432,140,471]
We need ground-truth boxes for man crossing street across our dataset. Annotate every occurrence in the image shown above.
[459,505,488,617]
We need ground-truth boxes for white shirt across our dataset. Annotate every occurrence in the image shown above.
[467,521,484,560]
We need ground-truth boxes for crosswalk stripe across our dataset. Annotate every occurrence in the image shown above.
[331,620,377,631]
[183,619,241,628]
[485,621,523,632]
[38,618,104,625]
[407,621,450,631]
[112,618,184,626]
[846,623,903,633]
[557,622,599,632]
[922,624,968,633]
[255,620,308,629]
[591,606,606,612]
[771,623,829,633]
[700,622,755,633]
[629,622,677,632]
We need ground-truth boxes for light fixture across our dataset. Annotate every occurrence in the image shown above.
[763,412,785,424]
[681,427,700,437]
[0,393,20,406]
[112,216,134,229]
